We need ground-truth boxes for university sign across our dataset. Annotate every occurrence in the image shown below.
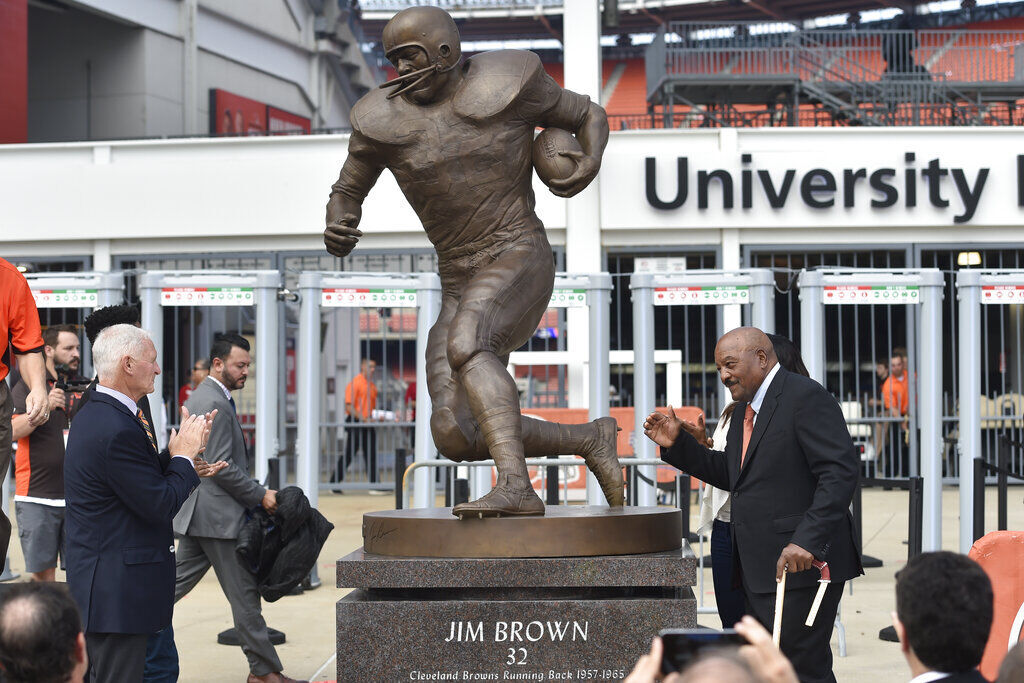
[640,151,1024,225]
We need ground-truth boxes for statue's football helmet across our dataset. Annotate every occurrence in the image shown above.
[380,7,462,99]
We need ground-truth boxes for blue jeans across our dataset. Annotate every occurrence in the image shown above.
[711,519,747,629]
[144,625,179,683]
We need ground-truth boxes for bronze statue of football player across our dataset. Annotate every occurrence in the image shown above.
[324,6,620,518]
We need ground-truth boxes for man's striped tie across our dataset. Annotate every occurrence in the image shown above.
[137,408,158,452]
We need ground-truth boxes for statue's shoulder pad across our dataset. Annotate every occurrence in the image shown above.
[350,88,397,143]
[453,50,543,119]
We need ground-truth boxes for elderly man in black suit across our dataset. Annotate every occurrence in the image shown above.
[64,324,225,682]
[645,327,862,683]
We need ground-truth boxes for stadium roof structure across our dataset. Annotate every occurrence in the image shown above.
[355,0,1022,42]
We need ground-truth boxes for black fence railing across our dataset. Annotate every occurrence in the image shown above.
[973,434,1024,542]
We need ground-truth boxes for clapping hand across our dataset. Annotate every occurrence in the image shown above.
[177,406,228,478]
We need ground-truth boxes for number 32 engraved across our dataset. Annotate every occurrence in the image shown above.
[506,648,527,665]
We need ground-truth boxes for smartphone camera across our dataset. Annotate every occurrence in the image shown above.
[659,628,747,674]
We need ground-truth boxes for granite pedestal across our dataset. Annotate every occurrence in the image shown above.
[337,507,697,682]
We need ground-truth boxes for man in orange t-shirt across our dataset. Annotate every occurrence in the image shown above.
[335,358,378,483]
[873,351,910,459]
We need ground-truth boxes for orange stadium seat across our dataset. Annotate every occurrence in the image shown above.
[358,311,380,333]
[386,311,417,333]
[605,59,647,117]
[968,531,1024,680]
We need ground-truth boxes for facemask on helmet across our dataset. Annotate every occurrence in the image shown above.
[380,7,462,100]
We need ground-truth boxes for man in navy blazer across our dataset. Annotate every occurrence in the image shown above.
[65,324,225,682]
[645,328,862,683]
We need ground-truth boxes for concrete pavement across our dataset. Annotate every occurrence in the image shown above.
[14,485,1021,682]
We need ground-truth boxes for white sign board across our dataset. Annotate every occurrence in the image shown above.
[32,289,98,308]
[654,285,749,306]
[981,285,1024,304]
[160,287,254,306]
[321,288,418,307]
[823,285,920,305]
[547,289,588,308]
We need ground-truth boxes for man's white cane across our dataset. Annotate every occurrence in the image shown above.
[805,560,831,627]
[773,567,787,646]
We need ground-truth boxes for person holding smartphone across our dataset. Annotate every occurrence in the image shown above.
[624,616,798,683]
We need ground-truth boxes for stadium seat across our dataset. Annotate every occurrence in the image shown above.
[968,531,1024,680]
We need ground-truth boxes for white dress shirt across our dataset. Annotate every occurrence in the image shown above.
[749,361,781,426]
[909,672,950,682]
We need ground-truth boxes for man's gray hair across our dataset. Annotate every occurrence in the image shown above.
[93,324,153,381]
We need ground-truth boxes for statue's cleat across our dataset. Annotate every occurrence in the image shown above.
[452,483,545,519]
[581,417,625,506]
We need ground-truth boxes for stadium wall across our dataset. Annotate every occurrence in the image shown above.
[1,127,1021,261]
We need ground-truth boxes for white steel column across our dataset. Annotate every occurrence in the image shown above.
[139,274,166,448]
[798,270,825,385]
[749,269,775,335]
[414,273,441,509]
[957,270,982,553]
[587,273,612,506]
[919,271,944,551]
[630,273,658,506]
[297,273,322,512]
[562,0,602,408]
[721,228,742,333]
[255,272,282,485]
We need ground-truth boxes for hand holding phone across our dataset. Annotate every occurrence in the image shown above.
[659,628,747,674]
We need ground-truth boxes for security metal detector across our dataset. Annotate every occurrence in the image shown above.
[139,271,282,483]
[630,269,776,506]
[798,268,944,551]
[955,269,1024,552]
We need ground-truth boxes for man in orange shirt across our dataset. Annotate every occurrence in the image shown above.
[335,358,378,483]
[873,350,910,461]
[0,258,49,564]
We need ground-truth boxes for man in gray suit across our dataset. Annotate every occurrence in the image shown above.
[173,333,304,683]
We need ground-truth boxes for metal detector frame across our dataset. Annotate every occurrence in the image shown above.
[297,271,441,512]
[297,272,616,509]
[139,270,282,484]
[956,269,1024,552]
[798,268,944,551]
[630,269,776,506]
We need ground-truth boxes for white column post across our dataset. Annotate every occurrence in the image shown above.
[957,270,982,553]
[139,273,166,449]
[798,270,825,386]
[562,0,603,408]
[918,270,944,551]
[297,273,323,511]
[414,273,441,508]
[631,273,658,506]
[587,273,612,506]
[255,272,281,485]
[721,229,742,332]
